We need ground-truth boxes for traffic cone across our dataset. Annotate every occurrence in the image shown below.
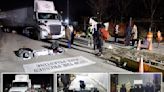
[139,56,144,73]
[137,39,141,50]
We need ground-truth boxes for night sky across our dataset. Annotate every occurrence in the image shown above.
[0,0,90,21]
[0,0,164,22]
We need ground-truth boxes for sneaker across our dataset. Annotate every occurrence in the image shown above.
[99,54,104,57]
[97,53,103,57]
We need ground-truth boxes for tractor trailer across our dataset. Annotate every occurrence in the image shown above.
[0,0,65,40]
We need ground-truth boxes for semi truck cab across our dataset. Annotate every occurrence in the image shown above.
[34,0,65,40]
[8,75,31,92]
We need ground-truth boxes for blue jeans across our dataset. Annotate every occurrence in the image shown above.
[67,40,71,48]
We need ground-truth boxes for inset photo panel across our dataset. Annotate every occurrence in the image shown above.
[57,73,108,92]
[110,73,162,92]
[2,73,54,92]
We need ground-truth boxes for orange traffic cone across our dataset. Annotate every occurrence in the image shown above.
[139,56,144,73]
[137,39,141,50]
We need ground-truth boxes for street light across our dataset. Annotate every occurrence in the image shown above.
[64,19,69,24]
[97,11,100,22]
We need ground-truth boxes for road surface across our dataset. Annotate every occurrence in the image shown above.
[0,31,163,91]
[0,31,130,91]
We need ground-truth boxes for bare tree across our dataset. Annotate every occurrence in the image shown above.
[87,0,110,22]
[142,0,161,31]
[114,0,133,20]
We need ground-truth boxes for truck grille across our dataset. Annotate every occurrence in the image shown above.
[49,25,61,35]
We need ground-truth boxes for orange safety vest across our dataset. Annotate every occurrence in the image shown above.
[100,28,110,41]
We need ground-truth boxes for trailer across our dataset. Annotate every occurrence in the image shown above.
[0,0,65,40]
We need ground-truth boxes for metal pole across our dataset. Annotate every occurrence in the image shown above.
[67,0,69,23]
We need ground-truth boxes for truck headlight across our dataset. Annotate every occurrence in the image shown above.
[39,25,48,32]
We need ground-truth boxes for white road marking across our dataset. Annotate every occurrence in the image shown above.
[23,56,96,73]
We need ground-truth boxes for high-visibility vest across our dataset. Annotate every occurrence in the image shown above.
[100,28,110,40]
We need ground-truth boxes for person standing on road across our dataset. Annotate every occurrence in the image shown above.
[86,25,94,47]
[120,84,127,92]
[125,22,132,46]
[65,25,72,48]
[93,25,98,50]
[97,24,104,56]
[131,24,138,46]
[61,74,71,92]
[114,24,119,42]
[69,25,75,44]
[156,30,162,48]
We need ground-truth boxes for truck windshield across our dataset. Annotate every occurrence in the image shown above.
[12,82,28,87]
[38,13,60,20]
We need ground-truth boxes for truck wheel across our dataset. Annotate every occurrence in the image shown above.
[23,28,30,37]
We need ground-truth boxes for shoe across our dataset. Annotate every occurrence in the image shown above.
[99,54,104,57]
[97,53,103,57]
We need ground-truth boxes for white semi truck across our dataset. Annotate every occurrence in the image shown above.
[0,0,65,40]
[8,75,32,92]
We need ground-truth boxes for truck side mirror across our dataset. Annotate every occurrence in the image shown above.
[57,14,62,20]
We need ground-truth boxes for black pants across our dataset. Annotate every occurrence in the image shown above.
[93,36,97,50]
[132,39,138,46]
[125,36,131,46]
[114,34,118,42]
[97,38,103,54]
[71,32,75,44]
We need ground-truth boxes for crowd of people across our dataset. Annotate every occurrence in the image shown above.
[119,82,161,92]
[87,23,109,56]
[65,22,109,56]
[86,20,139,56]
[64,18,162,56]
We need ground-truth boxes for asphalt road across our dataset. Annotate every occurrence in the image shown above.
[0,32,130,72]
[0,31,129,91]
